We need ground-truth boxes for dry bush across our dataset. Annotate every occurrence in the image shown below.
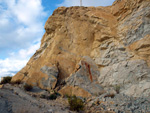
[0,76,12,84]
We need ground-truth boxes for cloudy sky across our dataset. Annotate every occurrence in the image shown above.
[0,0,115,78]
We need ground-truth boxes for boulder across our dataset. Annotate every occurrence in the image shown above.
[59,56,105,97]
[39,65,59,90]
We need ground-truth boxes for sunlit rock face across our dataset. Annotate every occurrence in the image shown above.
[12,0,150,97]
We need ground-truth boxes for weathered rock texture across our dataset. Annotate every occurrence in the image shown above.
[12,0,150,97]
[0,84,73,113]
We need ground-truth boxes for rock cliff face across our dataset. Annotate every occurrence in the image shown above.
[12,0,150,97]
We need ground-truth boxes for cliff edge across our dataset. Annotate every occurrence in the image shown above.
[12,0,150,97]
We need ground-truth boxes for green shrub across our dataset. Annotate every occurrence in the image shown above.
[23,84,33,91]
[40,91,60,100]
[0,76,12,84]
[48,93,57,100]
[114,85,120,94]
[68,95,84,112]
[48,91,61,100]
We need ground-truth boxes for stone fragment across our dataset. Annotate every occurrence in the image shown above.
[40,65,59,90]
[60,56,105,97]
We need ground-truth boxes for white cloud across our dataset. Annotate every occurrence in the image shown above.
[12,0,45,25]
[0,0,46,78]
[0,0,46,51]
[58,0,115,7]
[0,41,40,77]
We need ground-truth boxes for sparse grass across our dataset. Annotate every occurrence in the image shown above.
[48,91,60,100]
[48,93,57,100]
[40,91,60,100]
[114,85,120,94]
[0,76,12,84]
[24,84,33,91]
[68,95,84,112]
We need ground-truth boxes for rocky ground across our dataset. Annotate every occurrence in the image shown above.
[0,84,75,113]
[0,83,150,113]
[85,93,150,113]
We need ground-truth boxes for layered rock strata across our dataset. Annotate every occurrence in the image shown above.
[12,0,150,97]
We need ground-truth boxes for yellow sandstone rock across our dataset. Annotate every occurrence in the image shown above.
[12,0,150,97]
[0,85,4,89]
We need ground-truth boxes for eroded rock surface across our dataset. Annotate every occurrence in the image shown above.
[12,0,150,97]
[85,93,150,113]
[40,65,59,90]
[59,56,105,97]
[99,59,150,97]
[0,84,73,113]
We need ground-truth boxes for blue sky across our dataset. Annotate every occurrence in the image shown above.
[0,0,115,78]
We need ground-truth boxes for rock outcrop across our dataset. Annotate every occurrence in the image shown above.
[12,0,150,97]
